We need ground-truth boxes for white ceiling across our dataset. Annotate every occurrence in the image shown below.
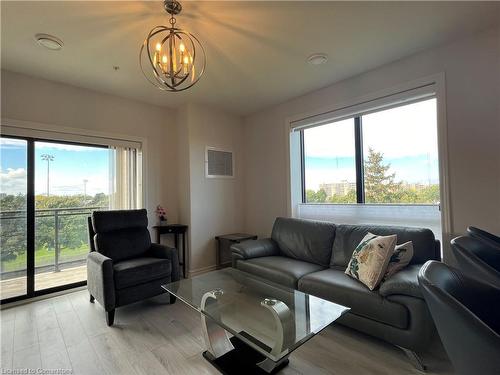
[2,1,499,115]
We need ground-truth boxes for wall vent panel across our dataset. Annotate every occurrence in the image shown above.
[205,147,234,178]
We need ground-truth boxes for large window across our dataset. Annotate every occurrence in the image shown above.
[302,98,439,205]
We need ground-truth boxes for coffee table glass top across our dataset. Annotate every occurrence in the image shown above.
[162,268,349,362]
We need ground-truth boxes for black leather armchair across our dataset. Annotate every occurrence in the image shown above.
[87,209,179,326]
[451,235,500,286]
[467,226,500,246]
[418,261,500,375]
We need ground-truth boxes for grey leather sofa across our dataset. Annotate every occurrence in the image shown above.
[231,217,440,370]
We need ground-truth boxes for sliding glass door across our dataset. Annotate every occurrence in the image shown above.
[0,137,29,300]
[0,137,111,302]
[34,141,110,291]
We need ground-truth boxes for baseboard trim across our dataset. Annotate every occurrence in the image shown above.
[188,264,217,278]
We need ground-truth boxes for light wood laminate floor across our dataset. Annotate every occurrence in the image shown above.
[0,289,454,374]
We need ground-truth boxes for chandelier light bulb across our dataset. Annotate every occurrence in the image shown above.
[140,0,206,92]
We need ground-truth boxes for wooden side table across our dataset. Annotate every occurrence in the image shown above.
[153,224,188,278]
[215,233,258,269]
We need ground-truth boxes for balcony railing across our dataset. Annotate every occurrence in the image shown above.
[0,206,106,279]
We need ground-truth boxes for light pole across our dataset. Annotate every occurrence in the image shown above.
[41,154,54,196]
[83,179,88,200]
[41,153,57,271]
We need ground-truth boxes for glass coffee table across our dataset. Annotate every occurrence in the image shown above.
[162,268,349,374]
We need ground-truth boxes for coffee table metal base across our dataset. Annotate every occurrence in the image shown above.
[202,336,290,375]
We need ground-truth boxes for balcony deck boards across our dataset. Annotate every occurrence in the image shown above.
[0,265,86,300]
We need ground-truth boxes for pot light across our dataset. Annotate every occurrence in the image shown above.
[35,34,63,51]
[307,53,328,66]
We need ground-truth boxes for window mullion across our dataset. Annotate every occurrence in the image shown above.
[26,138,35,296]
[354,117,365,203]
[300,130,306,203]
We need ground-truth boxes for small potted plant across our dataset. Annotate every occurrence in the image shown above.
[156,205,167,225]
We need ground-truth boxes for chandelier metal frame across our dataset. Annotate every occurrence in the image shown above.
[140,0,206,92]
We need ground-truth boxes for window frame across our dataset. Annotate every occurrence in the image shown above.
[286,74,451,261]
[300,96,438,205]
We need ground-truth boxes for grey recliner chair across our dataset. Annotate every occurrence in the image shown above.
[451,235,500,286]
[418,261,500,375]
[87,209,179,326]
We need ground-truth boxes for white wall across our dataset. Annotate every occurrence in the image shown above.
[176,105,191,233]
[1,70,179,227]
[177,104,244,275]
[1,71,246,276]
[243,27,500,248]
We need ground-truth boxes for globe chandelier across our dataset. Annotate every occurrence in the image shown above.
[140,0,206,92]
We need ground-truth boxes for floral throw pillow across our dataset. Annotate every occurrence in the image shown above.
[384,241,414,280]
[345,232,397,290]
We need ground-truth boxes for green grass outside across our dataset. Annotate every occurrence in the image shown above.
[1,244,89,273]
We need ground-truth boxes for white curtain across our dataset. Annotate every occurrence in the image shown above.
[109,146,143,209]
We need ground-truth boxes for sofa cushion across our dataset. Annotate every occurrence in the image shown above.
[113,257,171,290]
[298,269,409,329]
[331,224,438,268]
[236,256,325,289]
[271,217,336,267]
[379,264,423,299]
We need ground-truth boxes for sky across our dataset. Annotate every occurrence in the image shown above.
[304,98,440,190]
[0,139,109,196]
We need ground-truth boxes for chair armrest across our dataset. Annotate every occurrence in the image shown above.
[87,252,115,311]
[379,264,423,299]
[231,238,279,266]
[148,243,180,281]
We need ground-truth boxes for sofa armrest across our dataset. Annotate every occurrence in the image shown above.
[379,264,424,299]
[231,238,279,267]
[87,251,115,311]
[148,243,180,281]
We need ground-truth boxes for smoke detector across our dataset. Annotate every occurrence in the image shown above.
[307,53,328,65]
[35,34,63,51]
